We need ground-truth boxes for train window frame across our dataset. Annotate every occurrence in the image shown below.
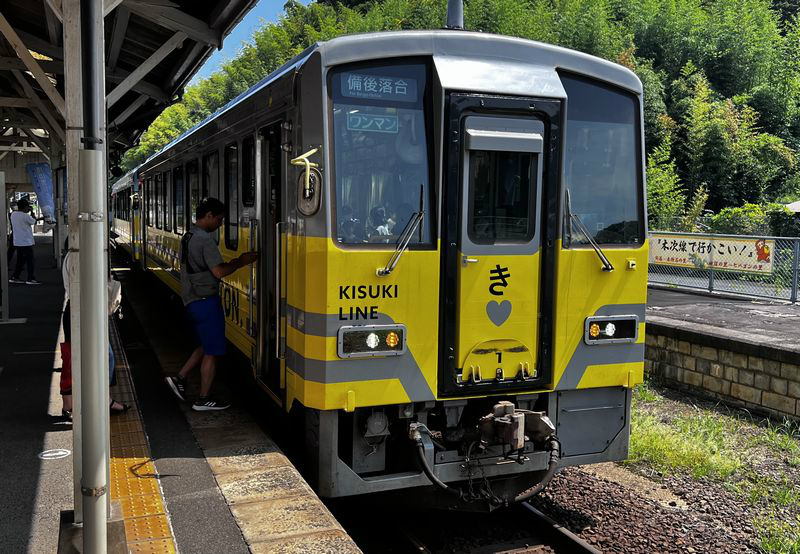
[224,141,239,251]
[559,71,645,248]
[145,177,153,227]
[174,166,184,235]
[326,58,436,250]
[242,135,256,207]
[163,170,172,232]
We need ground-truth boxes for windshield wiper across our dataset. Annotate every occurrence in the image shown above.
[377,210,424,276]
[565,190,614,272]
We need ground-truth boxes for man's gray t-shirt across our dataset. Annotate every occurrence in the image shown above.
[180,225,224,306]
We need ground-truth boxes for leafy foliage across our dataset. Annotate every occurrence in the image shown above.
[119,0,800,236]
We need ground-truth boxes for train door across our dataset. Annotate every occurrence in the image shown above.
[256,122,284,399]
[441,95,559,396]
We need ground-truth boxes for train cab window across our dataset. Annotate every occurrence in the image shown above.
[174,166,184,234]
[468,151,536,243]
[163,170,172,232]
[154,173,162,229]
[242,136,255,207]
[187,160,199,224]
[561,73,643,246]
[330,62,432,245]
[224,142,239,250]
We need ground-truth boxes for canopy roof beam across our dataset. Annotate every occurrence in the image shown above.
[123,0,219,48]
[106,6,129,71]
[0,97,35,109]
[10,70,66,142]
[0,57,64,73]
[0,10,66,116]
[107,30,185,108]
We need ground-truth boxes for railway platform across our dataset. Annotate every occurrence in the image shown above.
[646,287,800,420]
[0,239,360,553]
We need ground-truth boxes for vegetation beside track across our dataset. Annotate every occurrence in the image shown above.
[628,381,800,553]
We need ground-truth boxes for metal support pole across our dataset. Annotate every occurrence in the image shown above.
[791,240,799,304]
[79,0,108,552]
[708,246,715,293]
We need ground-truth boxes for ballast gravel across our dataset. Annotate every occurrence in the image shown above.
[530,467,759,553]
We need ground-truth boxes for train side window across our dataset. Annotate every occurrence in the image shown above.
[224,142,239,250]
[560,72,644,246]
[203,151,219,200]
[154,173,162,229]
[146,177,153,226]
[174,166,184,234]
[187,160,199,224]
[164,170,172,232]
[242,136,255,207]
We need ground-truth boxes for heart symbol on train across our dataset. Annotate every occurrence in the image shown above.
[486,300,512,326]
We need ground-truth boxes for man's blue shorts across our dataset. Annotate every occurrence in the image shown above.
[186,296,227,356]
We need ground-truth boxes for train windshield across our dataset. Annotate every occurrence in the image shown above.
[561,73,643,245]
[331,62,432,245]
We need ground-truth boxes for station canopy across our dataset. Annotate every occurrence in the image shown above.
[0,0,258,167]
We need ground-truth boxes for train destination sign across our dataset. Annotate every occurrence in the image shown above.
[649,233,775,274]
[341,73,418,102]
[347,113,399,133]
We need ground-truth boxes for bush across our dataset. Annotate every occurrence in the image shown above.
[709,203,769,234]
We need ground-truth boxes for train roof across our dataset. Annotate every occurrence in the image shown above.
[111,170,136,193]
[135,30,642,171]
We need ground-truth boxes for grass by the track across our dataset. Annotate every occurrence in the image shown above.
[627,381,800,554]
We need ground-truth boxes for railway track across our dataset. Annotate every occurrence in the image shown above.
[338,498,601,554]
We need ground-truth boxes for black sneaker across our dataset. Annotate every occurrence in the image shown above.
[9,277,24,284]
[192,397,230,411]
[26,279,41,285]
[165,376,187,401]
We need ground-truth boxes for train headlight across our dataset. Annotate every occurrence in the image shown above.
[366,333,380,349]
[338,325,407,358]
[584,315,638,345]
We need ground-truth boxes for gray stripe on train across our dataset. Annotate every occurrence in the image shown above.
[555,303,647,390]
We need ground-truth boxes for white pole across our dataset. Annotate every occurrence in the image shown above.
[79,0,108,551]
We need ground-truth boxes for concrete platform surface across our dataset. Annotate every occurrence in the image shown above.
[647,288,800,355]
[115,251,362,554]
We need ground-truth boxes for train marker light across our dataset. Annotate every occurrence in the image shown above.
[584,315,639,344]
[338,325,407,358]
[366,332,380,349]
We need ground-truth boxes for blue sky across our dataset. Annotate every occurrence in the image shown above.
[190,0,290,85]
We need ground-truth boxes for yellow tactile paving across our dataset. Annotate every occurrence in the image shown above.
[117,495,166,519]
[109,322,177,554]
[123,514,173,542]
[125,538,177,554]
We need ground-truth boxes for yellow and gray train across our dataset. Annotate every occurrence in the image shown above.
[111,27,647,507]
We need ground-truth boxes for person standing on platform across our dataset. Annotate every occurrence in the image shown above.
[9,198,43,285]
[166,198,257,411]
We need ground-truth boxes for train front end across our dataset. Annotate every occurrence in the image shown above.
[285,31,647,506]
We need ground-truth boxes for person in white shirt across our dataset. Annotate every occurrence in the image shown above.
[9,198,42,285]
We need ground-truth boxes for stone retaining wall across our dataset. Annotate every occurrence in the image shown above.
[645,316,800,420]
